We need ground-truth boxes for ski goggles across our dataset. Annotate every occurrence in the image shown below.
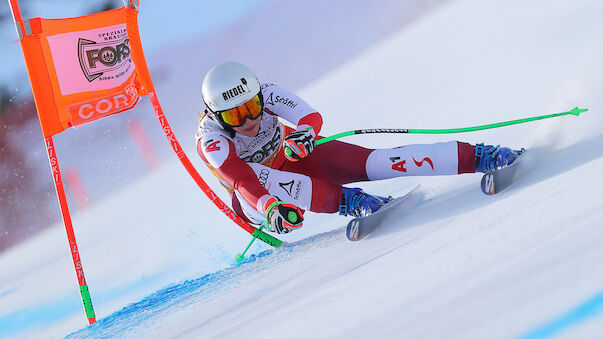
[214,93,264,128]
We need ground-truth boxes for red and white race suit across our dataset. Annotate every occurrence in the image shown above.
[196,83,476,224]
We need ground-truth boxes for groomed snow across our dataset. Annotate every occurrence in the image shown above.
[1,0,602,338]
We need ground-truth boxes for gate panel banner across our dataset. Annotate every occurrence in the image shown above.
[19,7,153,137]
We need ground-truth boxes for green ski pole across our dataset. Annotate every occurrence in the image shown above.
[270,106,586,260]
[236,201,291,262]
[236,222,265,263]
[312,106,587,146]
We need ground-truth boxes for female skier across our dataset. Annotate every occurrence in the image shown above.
[196,61,522,234]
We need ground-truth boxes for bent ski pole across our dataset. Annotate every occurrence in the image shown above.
[271,106,586,258]
[236,222,268,262]
[236,201,288,262]
[313,106,587,145]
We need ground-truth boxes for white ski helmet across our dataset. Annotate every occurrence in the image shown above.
[201,61,262,128]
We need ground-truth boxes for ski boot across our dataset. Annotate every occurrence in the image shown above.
[475,144,524,173]
[339,187,391,217]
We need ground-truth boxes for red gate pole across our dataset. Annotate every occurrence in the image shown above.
[147,91,284,248]
[8,0,96,325]
[46,138,96,324]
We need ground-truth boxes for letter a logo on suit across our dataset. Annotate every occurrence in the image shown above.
[206,140,221,152]
[392,160,407,172]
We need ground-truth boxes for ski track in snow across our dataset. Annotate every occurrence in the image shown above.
[2,0,603,337]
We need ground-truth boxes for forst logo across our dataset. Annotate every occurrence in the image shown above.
[68,83,139,124]
[242,125,282,164]
[78,31,132,82]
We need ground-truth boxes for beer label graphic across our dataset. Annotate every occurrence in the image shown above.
[78,35,131,82]
[47,24,135,95]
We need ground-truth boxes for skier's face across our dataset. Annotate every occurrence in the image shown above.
[233,115,261,137]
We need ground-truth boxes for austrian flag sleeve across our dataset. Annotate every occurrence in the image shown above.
[16,6,154,137]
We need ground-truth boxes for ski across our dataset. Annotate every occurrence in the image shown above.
[481,150,527,195]
[346,185,421,241]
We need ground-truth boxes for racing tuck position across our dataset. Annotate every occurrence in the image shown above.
[196,61,522,234]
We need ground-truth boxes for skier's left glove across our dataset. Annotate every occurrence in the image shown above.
[283,128,316,162]
[264,197,304,234]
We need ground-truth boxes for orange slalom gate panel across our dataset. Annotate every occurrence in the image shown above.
[18,7,153,137]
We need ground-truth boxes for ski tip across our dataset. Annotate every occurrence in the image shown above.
[481,173,496,195]
[346,219,360,241]
[570,107,588,116]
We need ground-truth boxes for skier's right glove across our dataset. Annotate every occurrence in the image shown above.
[264,197,304,234]
[283,128,316,162]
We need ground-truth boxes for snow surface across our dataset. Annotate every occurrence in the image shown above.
[2,0,603,338]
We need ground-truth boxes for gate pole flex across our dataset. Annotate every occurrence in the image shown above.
[147,92,284,249]
[116,1,283,248]
[8,0,97,325]
[8,0,284,325]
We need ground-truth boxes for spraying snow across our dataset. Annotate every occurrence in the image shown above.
[1,0,602,338]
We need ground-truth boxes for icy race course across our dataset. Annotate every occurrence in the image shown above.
[2,0,603,337]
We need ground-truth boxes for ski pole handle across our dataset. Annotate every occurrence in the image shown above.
[283,126,314,159]
[314,106,587,146]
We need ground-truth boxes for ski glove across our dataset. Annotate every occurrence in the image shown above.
[283,128,316,161]
[264,197,304,234]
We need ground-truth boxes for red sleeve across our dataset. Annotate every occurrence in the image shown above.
[197,138,270,211]
[297,112,323,135]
